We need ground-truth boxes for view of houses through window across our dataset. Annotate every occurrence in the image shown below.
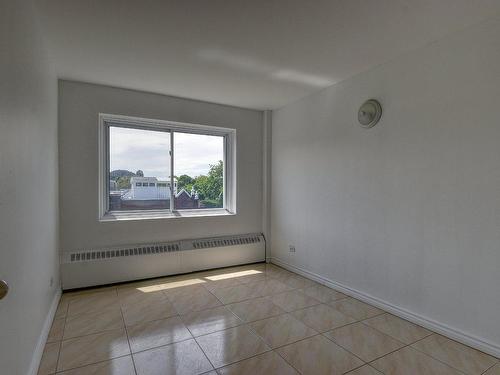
[108,125,224,212]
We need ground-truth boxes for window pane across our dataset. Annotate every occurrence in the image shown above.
[108,126,171,211]
[174,132,224,209]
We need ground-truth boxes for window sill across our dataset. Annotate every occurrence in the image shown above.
[99,209,235,222]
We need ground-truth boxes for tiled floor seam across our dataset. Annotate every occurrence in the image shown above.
[123,313,181,329]
[54,334,208,373]
[305,312,370,331]
[364,333,470,375]
[481,361,500,375]
[206,282,299,306]
[193,336,274,371]
[310,272,500,372]
[53,354,132,374]
[129,335,194,356]
[60,326,126,342]
[321,329,417,369]
[274,264,500,369]
[120,306,139,375]
[177,307,244,338]
[412,333,500,370]
[344,363,372,374]
[187,320,263,340]
[191,337,217,373]
[50,265,499,375]
[269,348,306,375]
[269,335,330,375]
[407,337,487,375]
[52,300,69,374]
[273,333,368,372]
[179,314,199,338]
[188,305,274,370]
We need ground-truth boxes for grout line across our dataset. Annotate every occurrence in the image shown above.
[53,353,132,374]
[119,305,139,375]
[272,351,303,374]
[324,329,446,373]
[366,334,469,375]
[55,315,127,342]
[188,319,265,340]
[481,361,499,375]
[207,264,450,374]
[187,267,309,372]
[177,306,244,338]
[273,264,475,374]
[129,336,195,356]
[206,346,275,372]
[244,315,319,350]
[51,266,279,372]
[408,335,483,375]
[322,329,403,365]
[192,335,218,372]
[53,300,69,373]
[58,294,178,340]
[413,330,500,362]
[197,329,275,370]
[57,264,480,374]
[271,334,321,374]
[344,364,384,375]
[60,326,126,342]
[273,259,500,360]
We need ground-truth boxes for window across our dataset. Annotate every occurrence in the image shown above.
[175,132,225,209]
[99,114,235,220]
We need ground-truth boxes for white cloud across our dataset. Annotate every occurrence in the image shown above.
[110,127,223,179]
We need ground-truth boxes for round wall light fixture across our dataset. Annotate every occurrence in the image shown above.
[358,99,382,128]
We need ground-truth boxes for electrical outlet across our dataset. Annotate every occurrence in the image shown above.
[289,245,296,253]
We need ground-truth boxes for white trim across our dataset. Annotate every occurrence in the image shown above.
[98,113,236,221]
[271,257,500,358]
[224,130,237,214]
[262,110,272,262]
[99,113,233,136]
[100,208,235,222]
[28,289,62,375]
[170,131,175,212]
[97,116,108,219]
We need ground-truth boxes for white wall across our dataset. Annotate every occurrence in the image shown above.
[271,16,500,355]
[0,1,60,374]
[59,81,263,253]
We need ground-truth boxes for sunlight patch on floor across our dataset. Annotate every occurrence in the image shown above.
[205,269,262,281]
[137,278,206,292]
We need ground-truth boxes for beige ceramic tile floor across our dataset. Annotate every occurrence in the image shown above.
[39,263,499,375]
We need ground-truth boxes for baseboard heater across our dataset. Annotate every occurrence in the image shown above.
[61,233,265,290]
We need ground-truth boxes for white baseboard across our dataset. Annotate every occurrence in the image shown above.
[28,288,62,375]
[271,257,500,358]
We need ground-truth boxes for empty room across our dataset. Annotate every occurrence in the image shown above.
[2,1,500,374]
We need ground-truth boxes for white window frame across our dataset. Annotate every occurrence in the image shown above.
[98,113,236,221]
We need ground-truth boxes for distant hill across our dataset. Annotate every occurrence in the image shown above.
[110,170,136,180]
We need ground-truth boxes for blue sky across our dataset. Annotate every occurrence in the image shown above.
[109,126,223,180]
